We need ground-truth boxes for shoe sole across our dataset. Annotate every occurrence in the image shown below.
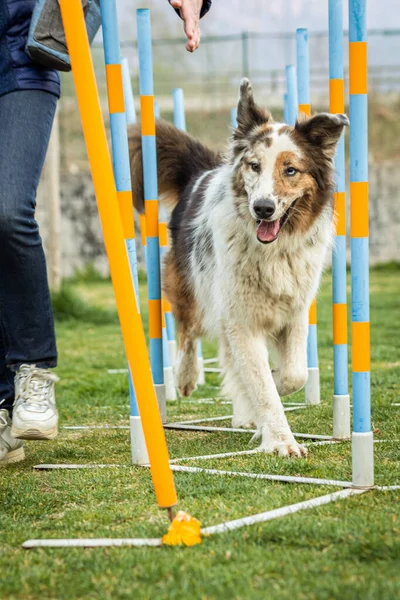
[0,446,25,466]
[11,425,58,441]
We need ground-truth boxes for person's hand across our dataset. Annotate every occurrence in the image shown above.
[170,0,203,52]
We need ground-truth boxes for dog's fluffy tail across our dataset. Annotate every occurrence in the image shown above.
[128,118,221,213]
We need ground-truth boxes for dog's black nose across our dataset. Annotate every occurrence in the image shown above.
[253,199,276,219]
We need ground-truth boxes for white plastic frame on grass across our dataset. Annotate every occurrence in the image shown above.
[21,488,369,549]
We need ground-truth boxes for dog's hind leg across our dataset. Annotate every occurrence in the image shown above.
[224,325,307,457]
[163,252,200,397]
[219,334,255,428]
[175,326,200,397]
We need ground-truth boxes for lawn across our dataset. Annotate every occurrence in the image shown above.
[1,268,399,600]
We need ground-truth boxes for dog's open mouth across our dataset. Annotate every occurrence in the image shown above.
[256,219,281,243]
[255,203,295,244]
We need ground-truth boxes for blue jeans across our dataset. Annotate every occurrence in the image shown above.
[0,90,58,414]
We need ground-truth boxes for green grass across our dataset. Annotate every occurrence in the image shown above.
[1,269,400,600]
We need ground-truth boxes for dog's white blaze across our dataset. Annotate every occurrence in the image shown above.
[248,128,302,219]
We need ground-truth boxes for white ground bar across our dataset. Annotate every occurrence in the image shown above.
[22,488,368,549]
[202,488,367,535]
[169,465,353,487]
[164,423,333,440]
[23,537,162,548]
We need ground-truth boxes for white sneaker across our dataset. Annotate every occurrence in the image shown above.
[11,365,59,440]
[0,408,25,465]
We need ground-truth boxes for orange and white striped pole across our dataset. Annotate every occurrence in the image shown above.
[349,0,374,487]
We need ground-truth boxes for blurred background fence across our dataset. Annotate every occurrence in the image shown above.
[37,28,400,283]
[109,28,400,109]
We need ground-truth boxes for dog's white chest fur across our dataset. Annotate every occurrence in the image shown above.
[191,168,333,337]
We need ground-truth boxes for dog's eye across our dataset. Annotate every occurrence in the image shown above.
[250,162,261,173]
[285,167,297,176]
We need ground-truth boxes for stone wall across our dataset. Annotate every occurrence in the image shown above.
[36,170,144,279]
[36,163,399,281]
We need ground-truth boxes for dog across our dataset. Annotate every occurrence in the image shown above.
[128,79,348,457]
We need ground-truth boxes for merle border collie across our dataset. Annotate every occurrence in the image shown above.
[129,79,348,457]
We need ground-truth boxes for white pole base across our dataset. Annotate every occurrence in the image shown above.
[130,416,149,466]
[164,366,177,401]
[352,431,374,488]
[197,356,205,385]
[155,384,166,423]
[332,394,351,439]
[305,367,320,405]
[168,340,177,370]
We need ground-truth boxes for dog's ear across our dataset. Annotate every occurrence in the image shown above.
[235,79,271,137]
[295,113,349,159]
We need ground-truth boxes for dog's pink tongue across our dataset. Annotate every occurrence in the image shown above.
[256,220,280,243]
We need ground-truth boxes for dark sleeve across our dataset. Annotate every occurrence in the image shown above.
[169,1,212,19]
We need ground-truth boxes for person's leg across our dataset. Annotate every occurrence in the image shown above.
[0,319,14,414]
[0,90,59,442]
[0,90,58,371]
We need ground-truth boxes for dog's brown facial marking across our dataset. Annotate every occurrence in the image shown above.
[230,80,349,244]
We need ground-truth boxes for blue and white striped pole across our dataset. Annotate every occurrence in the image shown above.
[296,28,310,115]
[159,208,177,400]
[230,107,238,128]
[121,59,149,271]
[172,87,206,385]
[349,0,374,487]
[283,93,289,124]
[121,57,136,124]
[296,30,321,406]
[172,88,186,130]
[329,0,351,439]
[137,8,166,421]
[100,1,148,464]
[121,58,174,401]
[285,65,298,127]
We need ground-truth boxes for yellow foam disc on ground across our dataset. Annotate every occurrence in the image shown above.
[162,511,202,546]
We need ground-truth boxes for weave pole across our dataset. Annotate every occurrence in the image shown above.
[100,0,148,465]
[137,9,166,421]
[156,90,175,381]
[121,58,136,124]
[329,0,351,439]
[349,0,374,487]
[59,0,177,509]
[121,55,175,400]
[159,209,177,399]
[285,65,298,126]
[296,29,321,406]
[230,107,237,128]
[157,82,177,372]
[283,93,289,124]
[121,60,149,286]
[172,87,206,385]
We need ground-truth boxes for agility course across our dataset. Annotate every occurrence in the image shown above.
[0,1,395,590]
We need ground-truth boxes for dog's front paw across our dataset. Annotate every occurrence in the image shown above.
[232,416,255,429]
[177,379,197,397]
[259,437,307,457]
[176,354,199,397]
